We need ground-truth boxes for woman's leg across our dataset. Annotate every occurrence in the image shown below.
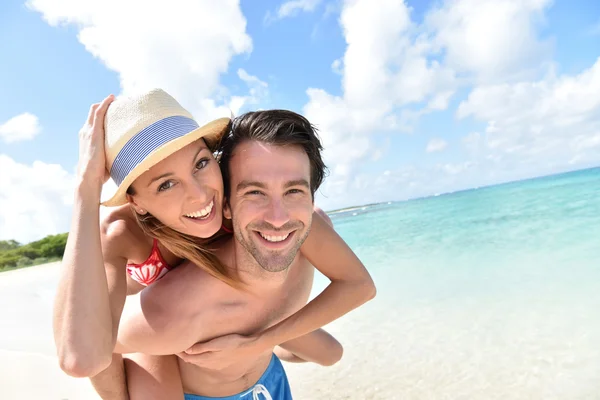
[124,353,185,400]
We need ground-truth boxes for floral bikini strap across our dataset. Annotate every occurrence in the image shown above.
[221,224,233,233]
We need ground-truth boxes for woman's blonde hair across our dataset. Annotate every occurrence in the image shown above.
[132,210,241,288]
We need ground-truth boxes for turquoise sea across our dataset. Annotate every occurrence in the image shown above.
[285,167,600,399]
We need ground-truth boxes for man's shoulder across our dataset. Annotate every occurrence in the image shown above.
[141,261,225,323]
[130,264,239,349]
[156,260,218,290]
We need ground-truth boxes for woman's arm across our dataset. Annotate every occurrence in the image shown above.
[52,95,129,378]
[275,328,343,366]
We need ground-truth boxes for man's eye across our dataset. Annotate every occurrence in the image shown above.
[246,190,263,196]
[158,181,174,192]
[287,189,303,195]
[195,158,209,170]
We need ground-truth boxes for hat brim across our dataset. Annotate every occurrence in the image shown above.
[101,117,230,207]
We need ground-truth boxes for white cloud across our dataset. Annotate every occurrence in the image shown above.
[427,91,454,111]
[306,0,592,210]
[339,0,456,109]
[426,138,448,153]
[457,57,600,169]
[316,161,483,210]
[237,68,267,87]
[27,0,254,122]
[0,113,41,143]
[0,155,75,243]
[265,0,322,23]
[331,58,343,75]
[236,68,269,109]
[425,0,553,83]
[305,0,457,204]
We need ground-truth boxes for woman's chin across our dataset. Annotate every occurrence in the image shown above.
[182,212,223,239]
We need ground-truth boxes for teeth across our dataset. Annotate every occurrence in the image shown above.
[185,200,214,219]
[259,232,290,242]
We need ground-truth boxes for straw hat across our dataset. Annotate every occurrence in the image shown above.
[102,88,230,207]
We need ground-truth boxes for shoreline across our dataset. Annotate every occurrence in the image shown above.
[0,260,61,276]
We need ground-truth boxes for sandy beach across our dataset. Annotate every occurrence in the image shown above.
[0,263,99,399]
[0,262,350,399]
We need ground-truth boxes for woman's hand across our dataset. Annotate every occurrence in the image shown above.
[77,94,114,192]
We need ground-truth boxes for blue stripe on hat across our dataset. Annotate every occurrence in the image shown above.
[110,115,199,186]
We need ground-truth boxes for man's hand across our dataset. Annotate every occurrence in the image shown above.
[177,334,269,371]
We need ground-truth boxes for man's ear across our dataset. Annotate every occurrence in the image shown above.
[223,198,232,220]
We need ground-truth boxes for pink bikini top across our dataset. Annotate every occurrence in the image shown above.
[126,239,173,286]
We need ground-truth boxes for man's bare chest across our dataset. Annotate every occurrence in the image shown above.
[178,260,315,395]
[198,260,315,341]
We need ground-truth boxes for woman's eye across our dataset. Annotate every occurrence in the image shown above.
[158,180,174,192]
[195,158,209,170]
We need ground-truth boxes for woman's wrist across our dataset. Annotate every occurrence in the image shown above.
[74,177,103,205]
[252,325,284,350]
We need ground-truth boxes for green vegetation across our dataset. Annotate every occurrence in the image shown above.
[0,233,67,272]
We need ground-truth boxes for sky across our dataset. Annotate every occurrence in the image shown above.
[1,0,600,243]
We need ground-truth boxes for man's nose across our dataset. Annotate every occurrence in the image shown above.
[263,198,290,229]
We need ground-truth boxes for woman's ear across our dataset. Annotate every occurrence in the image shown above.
[127,193,147,215]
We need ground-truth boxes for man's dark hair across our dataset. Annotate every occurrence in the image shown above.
[218,109,327,199]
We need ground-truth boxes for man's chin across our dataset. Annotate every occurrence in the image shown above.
[253,252,294,273]
[243,232,304,272]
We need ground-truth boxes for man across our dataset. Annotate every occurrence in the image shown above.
[105,110,375,399]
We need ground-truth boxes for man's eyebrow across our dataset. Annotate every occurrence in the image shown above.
[284,179,310,189]
[236,180,268,192]
[236,179,310,192]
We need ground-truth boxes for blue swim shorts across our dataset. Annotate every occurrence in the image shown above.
[184,354,292,400]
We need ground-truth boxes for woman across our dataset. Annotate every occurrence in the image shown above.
[53,89,375,396]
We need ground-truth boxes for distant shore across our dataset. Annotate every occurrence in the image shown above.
[327,201,391,214]
[0,257,61,274]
